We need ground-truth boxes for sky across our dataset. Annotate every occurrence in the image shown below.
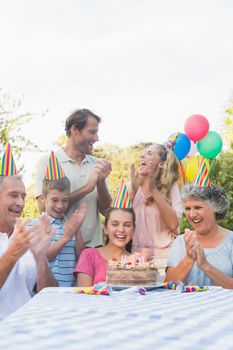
[0,0,233,184]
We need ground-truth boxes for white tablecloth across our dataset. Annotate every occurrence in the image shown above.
[0,286,233,349]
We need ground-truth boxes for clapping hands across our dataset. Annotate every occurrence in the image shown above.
[184,229,207,268]
[95,159,112,182]
[9,216,55,261]
[86,159,111,192]
[64,202,88,240]
[29,215,56,260]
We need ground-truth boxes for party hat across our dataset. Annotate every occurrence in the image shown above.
[112,179,132,208]
[192,157,210,187]
[164,132,179,151]
[178,161,186,188]
[44,151,65,180]
[0,143,17,176]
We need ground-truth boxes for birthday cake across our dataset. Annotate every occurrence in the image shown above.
[106,257,158,286]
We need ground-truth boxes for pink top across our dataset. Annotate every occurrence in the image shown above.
[73,248,107,285]
[132,182,183,260]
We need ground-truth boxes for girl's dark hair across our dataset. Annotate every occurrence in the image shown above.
[104,207,136,228]
[103,207,135,253]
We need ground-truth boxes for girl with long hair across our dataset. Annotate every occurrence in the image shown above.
[130,144,183,266]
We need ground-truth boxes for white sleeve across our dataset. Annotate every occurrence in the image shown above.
[167,236,185,268]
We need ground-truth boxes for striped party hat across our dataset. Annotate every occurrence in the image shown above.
[112,179,132,209]
[0,143,17,176]
[164,132,179,151]
[44,151,65,180]
[192,157,210,187]
[178,161,186,188]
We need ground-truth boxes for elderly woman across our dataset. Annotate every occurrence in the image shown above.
[165,184,233,288]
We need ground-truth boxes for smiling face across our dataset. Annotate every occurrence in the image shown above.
[138,144,164,176]
[104,209,135,249]
[0,176,26,234]
[184,198,216,235]
[72,115,99,155]
[44,189,70,219]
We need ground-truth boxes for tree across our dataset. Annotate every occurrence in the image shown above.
[93,142,152,197]
[209,151,233,230]
[22,183,40,218]
[0,88,43,172]
[220,91,233,150]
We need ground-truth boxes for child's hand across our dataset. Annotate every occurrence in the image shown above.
[64,203,88,239]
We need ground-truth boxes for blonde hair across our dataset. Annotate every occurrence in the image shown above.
[155,145,180,201]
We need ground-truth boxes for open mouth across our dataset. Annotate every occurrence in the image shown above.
[115,234,127,241]
[53,210,64,216]
[9,209,22,216]
[192,218,203,225]
[139,160,146,168]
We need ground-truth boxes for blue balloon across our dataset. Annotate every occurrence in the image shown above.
[167,132,191,160]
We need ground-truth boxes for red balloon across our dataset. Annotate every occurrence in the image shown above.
[184,114,209,142]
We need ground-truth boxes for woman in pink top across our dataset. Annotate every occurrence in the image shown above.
[130,144,183,265]
[74,207,135,286]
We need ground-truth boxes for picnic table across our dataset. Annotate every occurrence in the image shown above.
[0,286,233,349]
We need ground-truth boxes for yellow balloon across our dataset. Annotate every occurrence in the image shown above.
[184,155,210,183]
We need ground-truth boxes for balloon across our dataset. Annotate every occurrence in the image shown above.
[184,114,209,142]
[187,142,197,158]
[172,132,191,160]
[184,155,210,183]
[197,131,223,159]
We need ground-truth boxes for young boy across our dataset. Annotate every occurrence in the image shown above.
[31,152,87,286]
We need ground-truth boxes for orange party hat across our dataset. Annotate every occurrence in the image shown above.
[192,157,210,187]
[44,151,65,180]
[0,143,17,176]
[112,179,132,209]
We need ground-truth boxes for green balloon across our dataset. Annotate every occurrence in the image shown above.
[197,131,223,159]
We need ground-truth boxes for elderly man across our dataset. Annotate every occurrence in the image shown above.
[35,108,112,248]
[0,175,57,319]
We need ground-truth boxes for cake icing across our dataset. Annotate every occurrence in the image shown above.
[106,256,158,286]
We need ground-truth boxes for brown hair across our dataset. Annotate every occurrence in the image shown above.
[104,207,136,228]
[65,109,101,137]
[42,177,71,197]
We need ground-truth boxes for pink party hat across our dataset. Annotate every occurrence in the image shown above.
[0,143,17,176]
[192,157,210,187]
[44,151,65,180]
[112,179,132,208]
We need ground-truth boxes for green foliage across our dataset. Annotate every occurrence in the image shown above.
[220,92,233,150]
[0,89,42,173]
[180,152,233,232]
[179,214,191,233]
[22,184,40,219]
[54,134,68,147]
[0,90,39,152]
[93,142,152,198]
[209,152,233,230]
